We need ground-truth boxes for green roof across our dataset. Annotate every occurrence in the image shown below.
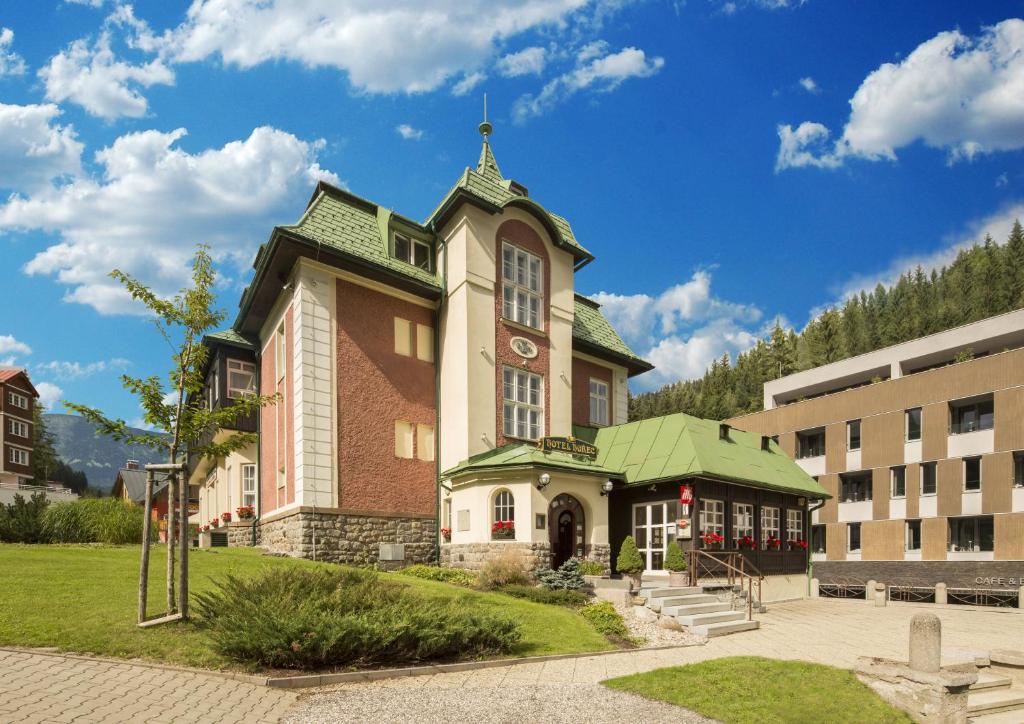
[573,295,652,374]
[204,329,257,351]
[445,413,830,500]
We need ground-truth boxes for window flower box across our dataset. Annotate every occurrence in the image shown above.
[788,539,809,551]
[491,520,515,540]
[236,506,254,520]
[440,527,451,543]
[221,512,232,523]
[735,535,757,550]
[210,518,220,528]
[700,532,724,549]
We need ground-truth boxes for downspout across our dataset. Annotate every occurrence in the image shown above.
[806,497,827,596]
[432,221,447,565]
[253,359,261,547]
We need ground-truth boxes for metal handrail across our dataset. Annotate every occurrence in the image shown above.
[686,549,766,621]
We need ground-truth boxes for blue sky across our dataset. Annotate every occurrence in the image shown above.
[0,0,1022,425]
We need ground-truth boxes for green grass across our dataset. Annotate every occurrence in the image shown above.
[603,657,912,724]
[0,544,610,669]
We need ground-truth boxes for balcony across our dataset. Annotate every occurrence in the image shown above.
[947,428,994,458]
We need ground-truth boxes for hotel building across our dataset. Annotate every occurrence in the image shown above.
[0,368,37,488]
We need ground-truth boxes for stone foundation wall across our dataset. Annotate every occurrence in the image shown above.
[226,521,257,547]
[442,542,552,572]
[589,544,611,575]
[259,510,436,565]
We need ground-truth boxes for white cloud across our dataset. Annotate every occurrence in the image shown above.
[496,46,547,77]
[64,0,107,6]
[777,19,1024,171]
[452,71,487,96]
[0,28,27,77]
[35,382,64,412]
[0,103,83,194]
[33,358,130,380]
[0,335,32,357]
[798,76,818,93]
[1,126,339,315]
[591,270,764,387]
[395,124,424,141]
[996,172,1009,187]
[512,44,664,122]
[39,32,174,120]
[775,121,842,171]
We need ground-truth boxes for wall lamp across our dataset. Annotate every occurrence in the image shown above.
[599,480,614,496]
[536,473,551,491]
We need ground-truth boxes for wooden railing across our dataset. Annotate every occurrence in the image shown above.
[685,550,765,621]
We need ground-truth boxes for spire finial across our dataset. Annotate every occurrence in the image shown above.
[478,93,493,139]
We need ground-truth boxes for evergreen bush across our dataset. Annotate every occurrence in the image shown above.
[615,536,644,577]
[664,541,687,572]
[579,601,634,643]
[397,564,477,587]
[194,566,521,669]
[0,493,49,543]
[536,557,585,590]
[499,584,588,608]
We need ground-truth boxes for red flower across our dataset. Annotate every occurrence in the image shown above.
[440,527,451,541]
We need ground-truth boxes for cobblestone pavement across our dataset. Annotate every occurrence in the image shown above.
[0,649,297,724]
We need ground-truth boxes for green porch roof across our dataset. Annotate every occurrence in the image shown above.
[204,329,257,351]
[442,443,621,479]
[573,295,652,375]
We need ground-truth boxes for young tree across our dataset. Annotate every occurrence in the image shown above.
[66,246,278,621]
[31,404,58,484]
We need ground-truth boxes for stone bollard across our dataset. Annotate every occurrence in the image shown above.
[909,613,942,673]
[810,577,820,598]
[1018,585,1023,610]
[866,579,876,601]
[935,582,947,605]
[874,582,887,607]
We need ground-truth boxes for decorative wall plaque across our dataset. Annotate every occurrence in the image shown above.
[510,336,538,358]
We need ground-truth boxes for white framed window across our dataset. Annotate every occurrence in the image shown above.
[416,324,434,363]
[786,509,804,542]
[848,522,861,552]
[501,243,543,330]
[699,499,724,538]
[905,408,922,441]
[395,421,414,459]
[761,506,780,546]
[906,520,921,551]
[394,318,412,357]
[733,502,754,544]
[275,322,286,382]
[890,466,906,498]
[8,447,28,466]
[847,420,861,451]
[416,424,435,462]
[633,501,679,571]
[493,489,515,524]
[227,359,256,399]
[921,462,937,495]
[8,391,28,410]
[393,232,431,270]
[241,464,257,509]
[8,419,28,438]
[502,367,542,440]
[588,378,609,426]
[964,457,982,492]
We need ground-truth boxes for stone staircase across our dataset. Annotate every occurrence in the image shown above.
[967,652,1024,723]
[640,579,760,638]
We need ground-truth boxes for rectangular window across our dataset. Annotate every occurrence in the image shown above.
[948,516,994,552]
[906,407,922,441]
[921,462,937,495]
[501,243,543,330]
[416,324,434,363]
[796,428,825,458]
[8,447,28,466]
[7,391,28,410]
[840,472,872,502]
[588,378,609,426]
[1015,452,1024,488]
[395,421,414,459]
[891,466,906,498]
[733,502,754,544]
[847,420,861,451]
[394,318,412,357]
[906,520,921,551]
[226,359,256,399]
[786,509,803,542]
[949,396,994,434]
[241,464,257,509]
[8,419,28,438]
[393,232,431,270]
[848,522,861,552]
[502,367,542,440]
[761,506,780,547]
[416,424,435,462]
[699,499,724,541]
[964,457,982,492]
[275,322,286,382]
[811,525,826,554]
[277,465,285,490]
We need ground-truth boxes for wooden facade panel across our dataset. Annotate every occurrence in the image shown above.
[817,474,839,524]
[905,462,920,519]
[862,411,902,469]
[826,522,846,561]
[825,422,846,474]
[872,467,890,520]
[982,452,1013,514]
[921,402,948,462]
[995,512,1024,560]
[937,458,962,518]
[995,387,1024,452]
[862,519,904,561]
[921,517,947,560]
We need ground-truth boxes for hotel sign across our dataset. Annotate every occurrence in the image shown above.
[539,436,598,460]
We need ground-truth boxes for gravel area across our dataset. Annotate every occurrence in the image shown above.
[616,601,705,648]
[284,682,714,723]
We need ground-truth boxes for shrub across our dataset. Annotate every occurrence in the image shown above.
[194,566,521,669]
[42,498,151,544]
[398,564,477,587]
[0,493,49,543]
[615,536,644,577]
[580,601,634,644]
[577,560,605,577]
[477,552,530,590]
[499,584,588,608]
[536,557,585,590]
[664,541,687,572]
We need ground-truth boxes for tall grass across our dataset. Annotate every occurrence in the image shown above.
[42,498,151,544]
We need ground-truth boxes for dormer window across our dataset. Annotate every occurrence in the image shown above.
[501,242,543,330]
[394,232,431,271]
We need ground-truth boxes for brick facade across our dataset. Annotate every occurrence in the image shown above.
[571,356,613,428]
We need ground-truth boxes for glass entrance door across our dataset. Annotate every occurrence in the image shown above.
[633,501,679,572]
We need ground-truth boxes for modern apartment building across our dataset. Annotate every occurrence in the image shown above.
[0,368,37,487]
[727,309,1024,600]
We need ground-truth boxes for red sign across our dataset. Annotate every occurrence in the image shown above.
[679,484,693,505]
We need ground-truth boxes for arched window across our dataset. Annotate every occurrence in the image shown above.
[492,490,515,540]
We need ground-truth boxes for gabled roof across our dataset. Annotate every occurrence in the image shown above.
[204,329,258,352]
[442,442,621,479]
[0,368,38,397]
[112,468,169,504]
[573,295,653,376]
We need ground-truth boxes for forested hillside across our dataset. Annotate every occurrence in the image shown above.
[629,220,1024,422]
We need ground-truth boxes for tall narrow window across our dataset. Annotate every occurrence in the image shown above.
[241,464,257,509]
[1015,452,1024,488]
[921,462,937,495]
[786,509,804,542]
[732,503,754,545]
[393,318,412,357]
[589,378,609,426]
[227,359,256,399]
[416,324,434,363]
[906,408,922,441]
[811,525,826,554]
[699,499,724,546]
[275,322,286,381]
[501,243,543,330]
[761,506,780,547]
[502,367,542,440]
[416,424,435,462]
[492,490,515,539]
[847,420,861,451]
[848,522,861,552]
[395,421,414,459]
[964,457,982,491]
[890,466,906,498]
[906,520,921,551]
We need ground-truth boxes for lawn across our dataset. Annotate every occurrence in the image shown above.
[603,657,911,724]
[0,544,610,669]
